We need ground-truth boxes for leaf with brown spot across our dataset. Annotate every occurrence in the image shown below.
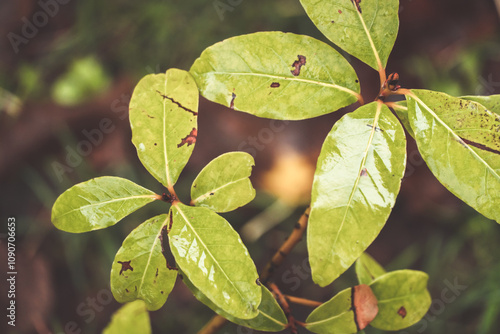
[353,284,378,330]
[111,215,177,311]
[398,306,407,318]
[177,128,197,148]
[290,55,306,76]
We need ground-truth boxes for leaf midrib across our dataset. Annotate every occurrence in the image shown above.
[192,176,248,204]
[174,205,250,309]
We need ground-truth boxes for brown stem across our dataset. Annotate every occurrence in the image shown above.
[197,315,228,334]
[270,283,297,334]
[284,295,322,308]
[260,206,311,285]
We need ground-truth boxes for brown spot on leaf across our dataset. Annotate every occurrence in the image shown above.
[398,306,407,318]
[125,289,129,293]
[161,291,164,294]
[147,115,155,119]
[271,82,280,88]
[156,90,198,116]
[338,9,342,14]
[360,168,368,177]
[117,261,133,275]
[460,137,500,155]
[352,284,378,331]
[155,268,159,278]
[177,128,197,148]
[291,55,306,76]
[210,192,215,196]
[351,0,362,13]
[230,92,236,109]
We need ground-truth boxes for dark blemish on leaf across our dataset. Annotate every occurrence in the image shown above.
[210,192,215,196]
[161,290,164,294]
[256,278,262,286]
[155,268,159,278]
[460,137,500,155]
[367,124,384,132]
[271,82,280,88]
[117,261,133,275]
[154,143,157,146]
[338,9,342,14]
[291,55,306,76]
[125,289,129,293]
[351,0,362,13]
[177,128,197,148]
[398,306,407,318]
[156,90,198,116]
[147,115,155,119]
[331,20,335,23]
[356,79,359,83]
[193,184,197,188]
[360,168,368,177]
[230,92,236,109]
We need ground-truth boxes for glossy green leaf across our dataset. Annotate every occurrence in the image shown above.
[355,253,386,285]
[110,215,177,311]
[190,31,360,120]
[408,90,500,222]
[462,95,500,115]
[52,177,158,233]
[182,273,287,331]
[102,300,151,334]
[306,285,378,333]
[300,0,399,71]
[390,99,415,138]
[191,152,256,213]
[369,270,431,330]
[308,102,406,287]
[169,203,261,319]
[129,68,198,188]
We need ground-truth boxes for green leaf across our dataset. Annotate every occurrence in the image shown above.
[461,95,500,115]
[308,102,406,287]
[355,253,386,285]
[102,300,151,334]
[110,215,177,311]
[408,90,500,222]
[389,99,415,138]
[300,0,399,71]
[369,270,431,331]
[182,273,287,331]
[52,177,158,233]
[305,285,378,333]
[191,152,256,212]
[129,68,198,188]
[169,203,261,319]
[190,31,360,120]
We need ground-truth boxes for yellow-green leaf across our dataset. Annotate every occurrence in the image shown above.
[408,90,500,222]
[308,102,406,287]
[190,31,360,120]
[110,215,177,311]
[129,68,198,188]
[300,0,400,71]
[102,300,151,334]
[462,94,500,115]
[369,270,431,331]
[182,273,287,332]
[355,253,386,285]
[191,152,256,213]
[169,203,261,319]
[51,177,158,233]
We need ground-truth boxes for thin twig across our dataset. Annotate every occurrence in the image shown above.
[260,206,311,284]
[270,283,298,334]
[197,315,228,334]
[284,295,322,308]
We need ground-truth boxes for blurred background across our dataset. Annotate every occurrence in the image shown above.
[0,0,500,333]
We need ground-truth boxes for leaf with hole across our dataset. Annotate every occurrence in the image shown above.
[308,102,406,287]
[182,273,287,331]
[129,68,198,188]
[355,253,386,285]
[300,0,400,71]
[369,270,431,330]
[51,176,158,233]
[408,90,500,222]
[190,31,360,120]
[305,285,378,333]
[102,300,151,334]
[110,215,177,311]
[168,203,261,319]
[191,152,256,212]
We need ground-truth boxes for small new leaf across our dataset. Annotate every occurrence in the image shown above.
[102,300,151,334]
[51,177,158,233]
[191,152,256,212]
